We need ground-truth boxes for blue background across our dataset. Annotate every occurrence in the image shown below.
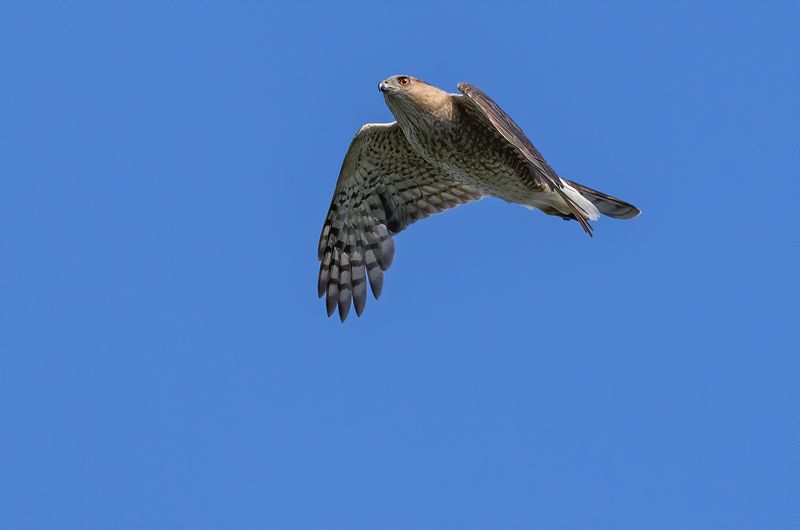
[2,1,797,528]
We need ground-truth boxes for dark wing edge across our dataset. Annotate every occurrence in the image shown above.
[457,82,594,236]
[318,122,482,321]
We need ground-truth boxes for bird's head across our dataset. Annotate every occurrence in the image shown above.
[379,75,452,121]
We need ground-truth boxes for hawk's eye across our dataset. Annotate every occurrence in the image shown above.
[398,76,410,86]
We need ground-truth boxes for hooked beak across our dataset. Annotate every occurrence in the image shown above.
[378,80,388,93]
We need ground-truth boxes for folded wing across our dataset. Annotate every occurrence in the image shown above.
[457,82,596,236]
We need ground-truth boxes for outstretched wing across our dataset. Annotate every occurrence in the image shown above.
[318,122,483,321]
[457,82,594,236]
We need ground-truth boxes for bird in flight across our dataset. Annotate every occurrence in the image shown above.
[318,75,640,321]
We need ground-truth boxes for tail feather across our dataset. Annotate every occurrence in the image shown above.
[565,179,641,220]
[554,183,600,237]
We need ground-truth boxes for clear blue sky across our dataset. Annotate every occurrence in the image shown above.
[2,1,797,528]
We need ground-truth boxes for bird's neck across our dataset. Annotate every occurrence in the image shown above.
[416,91,455,121]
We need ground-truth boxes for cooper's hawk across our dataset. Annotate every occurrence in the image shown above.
[318,75,640,321]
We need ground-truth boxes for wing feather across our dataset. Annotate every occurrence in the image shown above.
[457,83,594,236]
[318,122,482,321]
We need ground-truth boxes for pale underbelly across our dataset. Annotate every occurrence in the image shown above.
[441,164,541,205]
[410,135,558,208]
[438,163,571,218]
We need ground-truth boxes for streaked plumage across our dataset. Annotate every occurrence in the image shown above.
[318,75,640,321]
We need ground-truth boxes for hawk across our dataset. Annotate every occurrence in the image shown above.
[318,75,640,321]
